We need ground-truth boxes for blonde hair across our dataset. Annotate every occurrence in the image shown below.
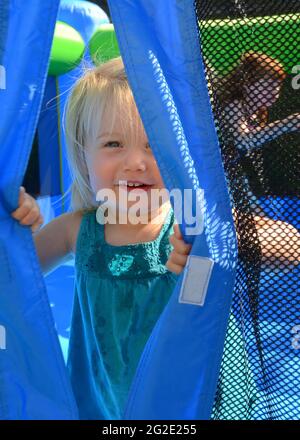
[64,56,141,212]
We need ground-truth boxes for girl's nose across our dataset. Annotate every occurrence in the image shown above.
[123,148,147,172]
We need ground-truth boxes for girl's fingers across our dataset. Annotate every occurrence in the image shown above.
[11,187,43,231]
[169,232,192,255]
[165,259,184,275]
[11,192,35,220]
[19,186,26,206]
[11,186,26,217]
[173,223,182,240]
[11,204,31,220]
[168,250,188,266]
[20,208,40,225]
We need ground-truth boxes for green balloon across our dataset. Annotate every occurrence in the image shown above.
[89,24,120,64]
[49,21,85,76]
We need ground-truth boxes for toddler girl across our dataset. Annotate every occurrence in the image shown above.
[11,57,191,420]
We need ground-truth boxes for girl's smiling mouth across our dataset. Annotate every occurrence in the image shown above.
[117,180,154,192]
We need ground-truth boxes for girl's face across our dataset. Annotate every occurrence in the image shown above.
[84,102,166,217]
[245,77,282,112]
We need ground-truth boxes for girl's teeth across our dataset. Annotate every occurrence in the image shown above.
[118,181,145,187]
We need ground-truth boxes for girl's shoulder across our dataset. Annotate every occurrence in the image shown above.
[68,208,95,254]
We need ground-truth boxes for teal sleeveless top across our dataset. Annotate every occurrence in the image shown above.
[67,207,178,420]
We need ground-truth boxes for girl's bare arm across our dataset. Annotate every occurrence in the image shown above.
[11,186,78,276]
[33,213,75,276]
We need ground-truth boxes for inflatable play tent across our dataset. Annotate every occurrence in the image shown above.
[0,0,299,420]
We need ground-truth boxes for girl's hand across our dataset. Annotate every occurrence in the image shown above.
[11,186,44,233]
[166,223,192,275]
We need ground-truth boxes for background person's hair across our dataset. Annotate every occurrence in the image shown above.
[63,56,138,212]
[215,51,287,123]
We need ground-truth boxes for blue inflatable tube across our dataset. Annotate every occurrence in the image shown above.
[0,0,78,419]
[108,0,238,419]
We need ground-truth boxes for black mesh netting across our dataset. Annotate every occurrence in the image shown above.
[194,0,300,419]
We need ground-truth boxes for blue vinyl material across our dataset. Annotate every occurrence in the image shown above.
[107,0,238,419]
[0,0,78,419]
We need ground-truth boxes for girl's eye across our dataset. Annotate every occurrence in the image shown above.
[104,141,122,148]
[146,142,151,150]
